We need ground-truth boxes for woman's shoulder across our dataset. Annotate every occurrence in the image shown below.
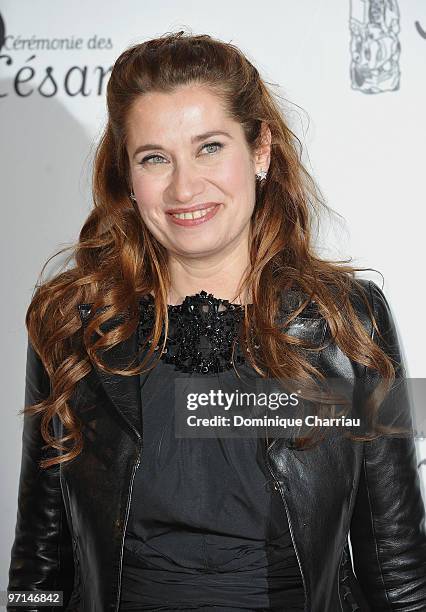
[75,278,394,339]
[279,277,395,336]
[346,278,396,341]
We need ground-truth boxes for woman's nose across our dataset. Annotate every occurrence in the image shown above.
[168,163,204,203]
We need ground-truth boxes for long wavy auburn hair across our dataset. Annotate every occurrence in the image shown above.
[23,30,405,469]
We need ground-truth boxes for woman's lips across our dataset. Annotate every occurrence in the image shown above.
[166,203,221,226]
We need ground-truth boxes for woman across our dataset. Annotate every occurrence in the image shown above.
[7,31,426,612]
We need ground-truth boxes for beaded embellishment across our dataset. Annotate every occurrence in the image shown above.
[137,290,254,374]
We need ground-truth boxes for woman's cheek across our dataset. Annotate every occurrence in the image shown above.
[221,157,251,192]
[136,180,160,207]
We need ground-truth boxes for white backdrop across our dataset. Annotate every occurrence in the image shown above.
[1,0,425,591]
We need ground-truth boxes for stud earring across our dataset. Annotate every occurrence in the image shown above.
[129,190,137,202]
[255,169,267,181]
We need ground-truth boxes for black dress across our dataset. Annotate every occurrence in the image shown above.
[119,291,305,612]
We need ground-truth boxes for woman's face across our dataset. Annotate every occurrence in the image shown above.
[126,84,269,259]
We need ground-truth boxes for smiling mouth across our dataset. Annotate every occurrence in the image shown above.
[169,205,218,220]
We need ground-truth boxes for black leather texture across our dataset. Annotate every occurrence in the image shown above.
[7,279,426,611]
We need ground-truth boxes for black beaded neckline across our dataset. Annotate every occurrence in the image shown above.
[138,290,254,374]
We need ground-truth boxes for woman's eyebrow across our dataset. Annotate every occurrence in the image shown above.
[191,130,232,143]
[132,130,232,159]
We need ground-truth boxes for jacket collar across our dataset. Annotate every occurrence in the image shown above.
[77,291,324,446]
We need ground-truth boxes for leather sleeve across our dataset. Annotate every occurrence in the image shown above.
[7,339,75,612]
[350,281,426,610]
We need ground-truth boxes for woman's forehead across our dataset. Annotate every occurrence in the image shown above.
[125,89,241,151]
[127,86,227,127]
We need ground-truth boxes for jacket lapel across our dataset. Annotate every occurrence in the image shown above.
[78,304,142,443]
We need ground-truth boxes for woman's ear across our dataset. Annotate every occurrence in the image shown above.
[255,122,272,175]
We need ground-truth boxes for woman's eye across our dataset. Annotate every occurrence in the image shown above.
[140,154,165,165]
[139,141,223,165]
[201,141,223,155]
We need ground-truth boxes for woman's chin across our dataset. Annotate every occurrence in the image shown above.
[170,238,225,258]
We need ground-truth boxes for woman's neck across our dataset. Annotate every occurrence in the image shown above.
[166,245,252,306]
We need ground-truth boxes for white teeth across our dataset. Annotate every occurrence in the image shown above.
[171,205,217,220]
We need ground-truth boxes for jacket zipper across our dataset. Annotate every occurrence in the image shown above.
[114,433,143,612]
[266,437,348,612]
[265,436,309,612]
[78,308,145,611]
[337,546,346,611]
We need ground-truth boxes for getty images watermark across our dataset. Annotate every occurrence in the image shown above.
[173,376,426,439]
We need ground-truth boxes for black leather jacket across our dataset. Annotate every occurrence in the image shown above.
[7,279,426,611]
